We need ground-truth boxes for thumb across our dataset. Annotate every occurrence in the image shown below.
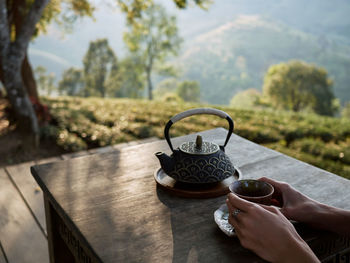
[259,177,284,188]
[227,193,255,212]
[260,203,290,219]
[259,177,284,206]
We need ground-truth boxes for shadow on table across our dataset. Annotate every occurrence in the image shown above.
[156,186,263,263]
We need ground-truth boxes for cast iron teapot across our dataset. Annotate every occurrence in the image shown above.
[155,108,235,184]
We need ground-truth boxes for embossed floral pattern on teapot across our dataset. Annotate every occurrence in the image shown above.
[155,108,235,184]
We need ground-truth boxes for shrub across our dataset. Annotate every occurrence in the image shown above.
[44,96,350,179]
[57,129,87,151]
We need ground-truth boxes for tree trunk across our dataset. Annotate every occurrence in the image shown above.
[11,0,40,101]
[22,53,39,101]
[0,48,40,137]
[146,67,153,100]
[2,52,39,137]
[0,0,49,140]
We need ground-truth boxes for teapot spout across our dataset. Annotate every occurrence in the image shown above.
[155,152,174,174]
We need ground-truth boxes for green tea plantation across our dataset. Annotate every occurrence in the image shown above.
[41,97,350,179]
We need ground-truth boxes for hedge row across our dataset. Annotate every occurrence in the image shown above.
[41,97,350,179]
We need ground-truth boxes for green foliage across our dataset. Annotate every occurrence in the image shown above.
[153,78,179,99]
[178,16,350,105]
[40,124,87,151]
[155,63,180,78]
[106,56,144,98]
[123,3,182,99]
[176,80,200,102]
[154,78,200,102]
[58,67,84,96]
[266,143,350,179]
[342,102,350,119]
[230,89,262,109]
[7,0,94,40]
[34,0,208,38]
[83,38,118,97]
[289,138,350,165]
[160,92,184,104]
[34,66,56,96]
[172,0,212,9]
[117,0,211,25]
[263,60,336,116]
[42,96,350,179]
[39,0,94,35]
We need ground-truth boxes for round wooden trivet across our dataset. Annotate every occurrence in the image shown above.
[154,167,242,198]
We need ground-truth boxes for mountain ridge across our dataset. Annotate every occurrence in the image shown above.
[177,15,350,105]
[28,0,350,105]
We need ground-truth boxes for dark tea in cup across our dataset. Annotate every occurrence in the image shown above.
[229,179,274,205]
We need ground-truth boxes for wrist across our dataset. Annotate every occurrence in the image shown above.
[307,203,350,235]
[275,232,319,263]
[292,239,319,263]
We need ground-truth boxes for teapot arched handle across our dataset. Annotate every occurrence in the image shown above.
[164,108,234,152]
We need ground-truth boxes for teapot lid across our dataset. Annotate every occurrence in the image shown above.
[179,135,219,155]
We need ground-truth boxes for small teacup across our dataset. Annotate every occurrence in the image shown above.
[229,179,274,205]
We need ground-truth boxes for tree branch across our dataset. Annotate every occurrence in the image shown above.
[13,0,49,56]
[0,0,10,59]
[13,0,26,33]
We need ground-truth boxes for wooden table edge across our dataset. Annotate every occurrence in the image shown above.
[31,165,103,263]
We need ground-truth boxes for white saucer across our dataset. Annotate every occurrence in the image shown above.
[214,204,297,237]
[214,204,236,237]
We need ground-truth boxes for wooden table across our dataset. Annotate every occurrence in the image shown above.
[31,128,350,263]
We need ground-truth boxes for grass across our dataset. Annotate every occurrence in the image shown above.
[41,96,350,179]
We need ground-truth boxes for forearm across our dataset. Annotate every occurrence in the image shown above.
[277,233,319,263]
[305,202,350,236]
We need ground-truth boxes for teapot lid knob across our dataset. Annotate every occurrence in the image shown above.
[179,135,219,155]
[195,135,203,149]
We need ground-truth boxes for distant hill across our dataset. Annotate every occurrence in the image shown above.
[28,0,350,104]
[177,15,350,104]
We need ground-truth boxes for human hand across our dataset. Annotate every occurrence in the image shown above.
[226,193,319,263]
[259,177,320,223]
[259,177,350,236]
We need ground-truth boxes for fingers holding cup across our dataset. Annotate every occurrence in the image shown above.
[229,179,274,205]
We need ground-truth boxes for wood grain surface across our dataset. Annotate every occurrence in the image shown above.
[5,162,47,236]
[31,128,350,263]
[0,169,49,263]
[0,242,6,263]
